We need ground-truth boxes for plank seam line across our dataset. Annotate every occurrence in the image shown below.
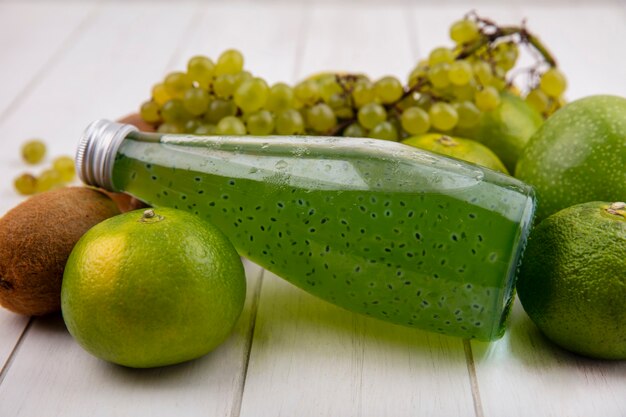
[0,317,34,386]
[163,1,207,72]
[230,268,265,417]
[463,339,485,417]
[291,2,311,82]
[405,3,420,62]
[0,1,101,126]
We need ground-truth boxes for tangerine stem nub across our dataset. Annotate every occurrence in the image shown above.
[605,202,626,219]
[139,209,164,223]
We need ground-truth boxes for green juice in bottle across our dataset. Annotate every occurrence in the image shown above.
[76,120,535,341]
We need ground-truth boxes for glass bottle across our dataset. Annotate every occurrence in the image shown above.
[76,119,535,341]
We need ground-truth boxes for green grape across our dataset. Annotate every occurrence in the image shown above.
[395,92,420,111]
[451,82,476,102]
[246,110,275,135]
[473,61,493,85]
[182,88,211,116]
[351,81,376,108]
[357,103,387,130]
[307,103,337,133]
[267,83,295,112]
[328,93,353,119]
[14,173,37,195]
[37,169,63,193]
[275,109,305,135]
[213,74,237,98]
[52,156,75,182]
[525,88,550,113]
[140,100,161,123]
[233,71,253,89]
[21,140,46,164]
[161,99,192,124]
[428,63,451,89]
[184,119,202,133]
[215,49,244,76]
[408,66,427,88]
[488,75,506,91]
[151,83,171,106]
[157,123,184,134]
[205,99,237,123]
[234,77,269,113]
[164,72,193,99]
[415,93,433,110]
[327,92,349,110]
[454,101,481,128]
[343,123,367,137]
[474,86,501,111]
[429,102,459,131]
[448,60,473,86]
[539,68,567,98]
[428,47,455,66]
[401,106,430,135]
[369,121,398,141]
[216,116,246,135]
[194,124,217,135]
[494,42,519,71]
[294,79,320,105]
[318,76,342,103]
[187,55,215,89]
[374,76,403,104]
[450,19,480,44]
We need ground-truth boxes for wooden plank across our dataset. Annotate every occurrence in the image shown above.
[240,272,475,417]
[0,1,199,215]
[0,0,95,375]
[472,302,626,417]
[238,5,475,416]
[164,2,306,84]
[0,2,96,116]
[0,312,29,376]
[0,259,264,417]
[457,5,626,416]
[517,4,626,99]
[411,5,626,416]
[297,3,415,80]
[0,2,305,415]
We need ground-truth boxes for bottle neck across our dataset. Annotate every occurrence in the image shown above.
[75,120,138,191]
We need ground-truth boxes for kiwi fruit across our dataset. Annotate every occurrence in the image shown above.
[0,187,121,316]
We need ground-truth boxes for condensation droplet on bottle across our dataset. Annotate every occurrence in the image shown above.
[275,160,288,170]
[248,167,258,174]
[324,164,332,172]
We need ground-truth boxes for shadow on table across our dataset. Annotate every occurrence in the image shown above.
[30,307,243,384]
[249,273,469,362]
[469,301,626,376]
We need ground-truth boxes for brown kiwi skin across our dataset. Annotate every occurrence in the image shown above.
[0,187,121,316]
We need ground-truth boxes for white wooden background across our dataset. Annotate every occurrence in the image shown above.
[0,1,625,416]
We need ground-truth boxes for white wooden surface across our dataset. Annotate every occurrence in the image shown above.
[0,1,625,416]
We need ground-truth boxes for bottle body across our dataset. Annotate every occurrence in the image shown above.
[101,128,534,341]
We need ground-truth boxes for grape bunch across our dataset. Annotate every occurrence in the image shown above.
[139,14,566,140]
[14,140,76,196]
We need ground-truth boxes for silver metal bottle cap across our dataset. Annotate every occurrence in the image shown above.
[75,119,138,191]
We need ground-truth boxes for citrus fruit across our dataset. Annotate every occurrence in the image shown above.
[515,95,626,221]
[61,207,246,368]
[402,133,509,174]
[454,91,543,172]
[516,201,626,359]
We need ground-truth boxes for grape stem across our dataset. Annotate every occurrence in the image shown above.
[458,15,557,67]
[325,13,560,136]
